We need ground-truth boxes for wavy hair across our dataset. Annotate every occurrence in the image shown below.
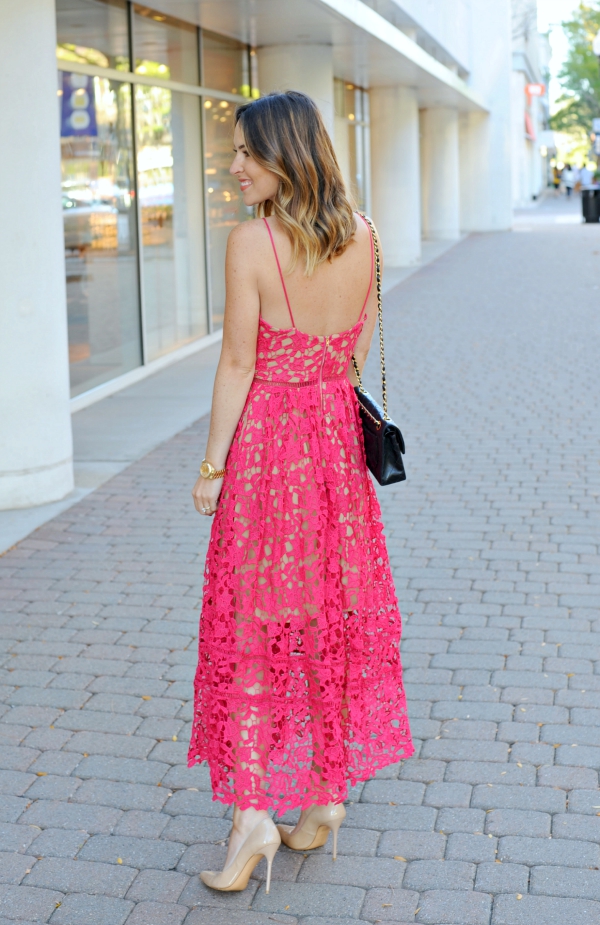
[235,91,356,276]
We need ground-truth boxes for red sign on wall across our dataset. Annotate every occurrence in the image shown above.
[525,83,546,100]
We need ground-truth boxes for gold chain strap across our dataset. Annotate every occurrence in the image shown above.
[352,212,389,421]
[354,392,382,429]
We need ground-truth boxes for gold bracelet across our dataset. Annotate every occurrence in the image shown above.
[199,459,226,480]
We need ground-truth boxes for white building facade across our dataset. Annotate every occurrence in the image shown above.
[510,0,551,206]
[1,0,514,511]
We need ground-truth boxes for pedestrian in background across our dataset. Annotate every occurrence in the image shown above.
[552,164,562,193]
[580,163,593,187]
[189,91,413,895]
[562,163,575,197]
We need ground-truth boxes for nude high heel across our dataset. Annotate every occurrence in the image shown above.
[277,802,346,860]
[200,817,281,893]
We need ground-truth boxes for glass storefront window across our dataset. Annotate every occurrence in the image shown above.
[56,4,256,395]
[133,6,199,85]
[334,80,370,213]
[203,98,251,329]
[202,31,251,98]
[60,72,141,396]
[135,86,207,359]
[56,0,130,70]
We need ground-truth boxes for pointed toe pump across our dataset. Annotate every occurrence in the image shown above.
[277,802,346,859]
[200,817,281,894]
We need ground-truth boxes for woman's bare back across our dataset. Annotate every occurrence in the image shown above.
[256,214,376,337]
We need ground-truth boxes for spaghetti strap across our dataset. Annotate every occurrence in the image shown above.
[263,217,296,328]
[357,213,375,323]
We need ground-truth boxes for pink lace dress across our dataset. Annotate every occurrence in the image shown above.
[189,216,413,811]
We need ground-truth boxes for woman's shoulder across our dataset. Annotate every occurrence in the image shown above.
[228,217,269,244]
[353,212,380,249]
[353,210,376,232]
[227,218,271,262]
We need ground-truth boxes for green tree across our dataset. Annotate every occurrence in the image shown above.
[550,2,600,134]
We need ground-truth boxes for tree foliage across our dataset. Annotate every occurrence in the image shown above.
[550,2,600,134]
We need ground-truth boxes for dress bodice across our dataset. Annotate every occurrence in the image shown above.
[253,214,373,391]
[254,317,365,384]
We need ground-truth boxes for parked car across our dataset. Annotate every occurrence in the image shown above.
[62,195,119,252]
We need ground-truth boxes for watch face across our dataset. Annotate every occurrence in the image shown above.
[200,461,212,478]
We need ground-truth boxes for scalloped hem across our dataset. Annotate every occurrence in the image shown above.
[186,741,416,813]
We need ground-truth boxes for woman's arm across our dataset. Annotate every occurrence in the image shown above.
[192,221,261,516]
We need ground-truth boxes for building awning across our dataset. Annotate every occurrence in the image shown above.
[147,0,488,112]
[538,129,557,152]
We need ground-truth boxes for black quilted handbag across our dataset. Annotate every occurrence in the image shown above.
[352,214,406,486]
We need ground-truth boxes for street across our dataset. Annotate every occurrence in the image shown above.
[1,193,600,925]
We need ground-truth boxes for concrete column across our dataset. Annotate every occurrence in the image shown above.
[420,107,460,240]
[256,44,334,134]
[370,86,421,266]
[459,110,491,228]
[509,70,527,208]
[0,1,73,508]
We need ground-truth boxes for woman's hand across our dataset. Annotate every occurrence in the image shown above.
[191,476,223,517]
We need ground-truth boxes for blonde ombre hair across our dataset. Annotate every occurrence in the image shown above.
[235,91,356,276]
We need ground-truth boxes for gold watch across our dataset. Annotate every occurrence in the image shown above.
[199,459,226,480]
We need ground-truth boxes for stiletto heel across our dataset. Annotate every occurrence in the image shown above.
[200,817,281,892]
[330,814,343,860]
[277,802,346,856]
[262,839,279,893]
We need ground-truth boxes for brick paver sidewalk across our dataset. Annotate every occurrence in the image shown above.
[1,213,599,925]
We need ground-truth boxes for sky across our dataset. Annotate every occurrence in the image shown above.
[537,0,585,106]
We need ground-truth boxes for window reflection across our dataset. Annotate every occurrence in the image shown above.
[56,0,130,70]
[133,6,199,84]
[203,98,251,329]
[202,30,251,97]
[60,73,141,396]
[135,86,207,359]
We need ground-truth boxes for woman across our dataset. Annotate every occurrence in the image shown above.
[189,91,413,894]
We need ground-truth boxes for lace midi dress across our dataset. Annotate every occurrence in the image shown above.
[188,216,413,811]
